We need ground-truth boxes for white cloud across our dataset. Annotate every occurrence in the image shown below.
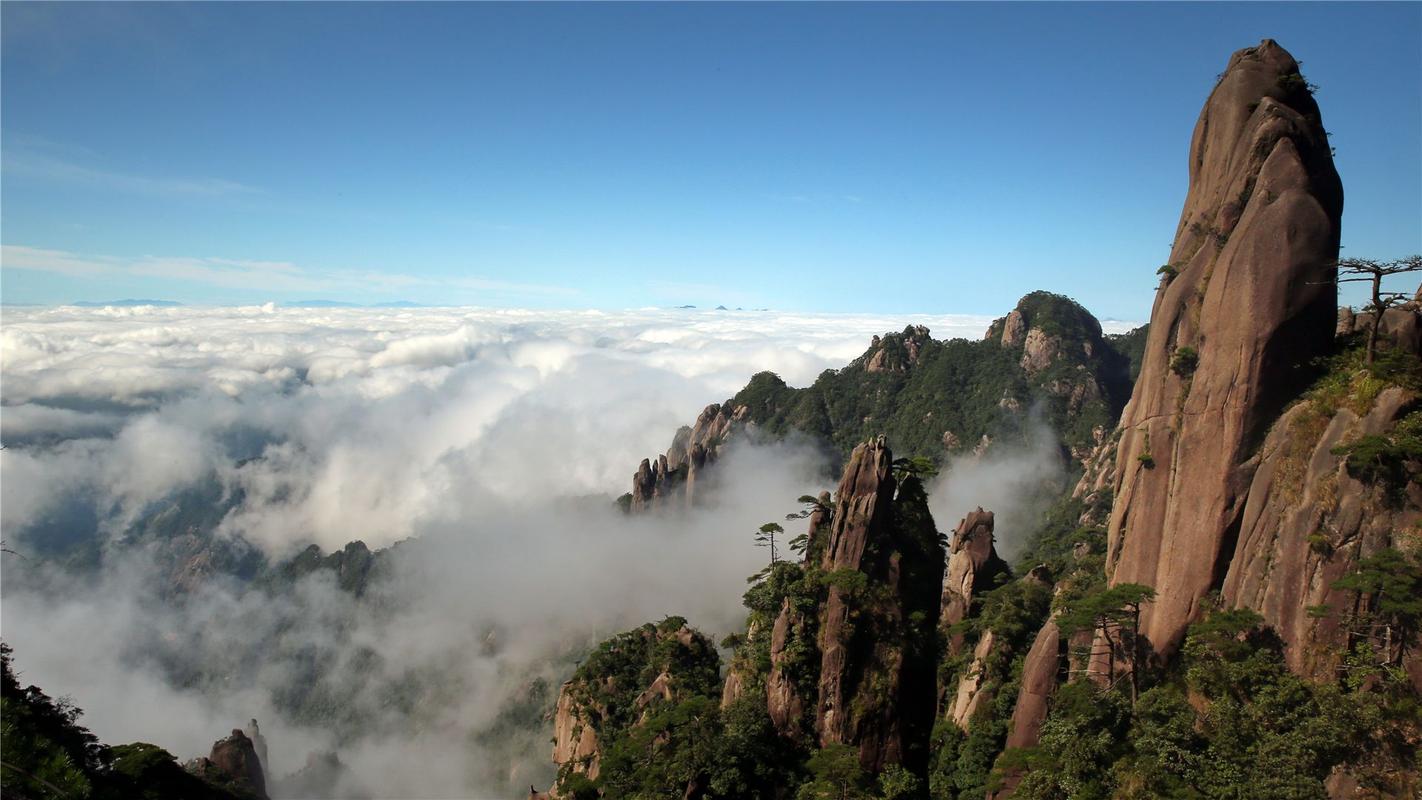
[0,304,1133,797]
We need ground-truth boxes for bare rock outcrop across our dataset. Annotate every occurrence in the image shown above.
[1004,619,1064,752]
[811,436,946,776]
[1222,385,1422,688]
[760,438,947,778]
[551,686,603,781]
[864,325,932,373]
[815,437,898,755]
[996,309,1027,348]
[243,719,268,785]
[1344,295,1422,356]
[948,630,996,730]
[551,620,721,791]
[939,508,1008,656]
[1019,328,1060,375]
[1106,39,1343,656]
[187,729,269,800]
[766,597,811,736]
[629,403,745,512]
[764,491,832,736]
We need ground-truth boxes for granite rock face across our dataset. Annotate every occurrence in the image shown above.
[939,509,1008,658]
[759,438,945,778]
[1005,619,1064,752]
[629,402,745,512]
[1222,385,1422,690]
[1344,297,1422,356]
[866,325,931,373]
[551,685,604,781]
[187,729,269,800]
[814,437,900,755]
[1106,39,1343,655]
[551,621,720,788]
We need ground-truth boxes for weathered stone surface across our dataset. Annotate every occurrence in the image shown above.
[765,491,832,735]
[1005,619,1062,751]
[552,622,720,789]
[940,509,1007,657]
[243,719,268,784]
[1106,39,1343,655]
[1222,386,1422,688]
[864,325,931,373]
[1347,297,1422,356]
[628,403,744,511]
[1337,306,1356,337]
[766,597,809,736]
[816,437,898,753]
[189,729,268,800]
[1019,328,1060,376]
[949,630,996,730]
[941,430,961,451]
[552,684,603,781]
[999,309,1027,347]
[810,437,946,776]
[720,665,745,710]
[635,671,674,710]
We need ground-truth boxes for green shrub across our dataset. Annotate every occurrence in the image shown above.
[1169,346,1199,377]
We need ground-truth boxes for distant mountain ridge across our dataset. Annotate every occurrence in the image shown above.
[622,290,1143,513]
[71,298,183,307]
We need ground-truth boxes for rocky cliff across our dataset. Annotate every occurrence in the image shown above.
[627,402,746,512]
[1221,353,1422,688]
[808,437,946,775]
[1106,38,1345,656]
[549,619,721,793]
[940,509,1009,657]
[624,295,1136,513]
[551,38,1418,800]
[186,729,269,800]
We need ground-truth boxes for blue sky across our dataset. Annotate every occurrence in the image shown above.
[2,2,1418,317]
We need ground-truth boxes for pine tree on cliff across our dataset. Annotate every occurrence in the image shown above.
[1336,255,1422,365]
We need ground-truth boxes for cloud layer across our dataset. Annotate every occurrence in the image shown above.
[9,304,1092,797]
[1,305,1011,552]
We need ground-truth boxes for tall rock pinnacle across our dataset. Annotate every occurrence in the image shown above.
[1106,39,1343,655]
[812,436,945,777]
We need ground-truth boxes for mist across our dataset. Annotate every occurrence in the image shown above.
[926,412,1069,563]
[2,304,1010,798]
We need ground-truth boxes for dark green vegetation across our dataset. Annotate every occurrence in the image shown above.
[928,577,1053,800]
[1106,326,1149,384]
[562,483,1422,800]
[1007,605,1420,800]
[721,293,1135,467]
[556,616,806,799]
[566,314,1422,798]
[1,643,251,800]
[1296,334,1422,508]
[1334,411,1422,501]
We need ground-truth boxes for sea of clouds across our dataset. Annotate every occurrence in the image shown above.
[0,303,1127,797]
[1,304,1004,552]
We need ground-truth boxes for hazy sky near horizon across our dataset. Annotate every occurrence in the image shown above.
[1,2,1418,316]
